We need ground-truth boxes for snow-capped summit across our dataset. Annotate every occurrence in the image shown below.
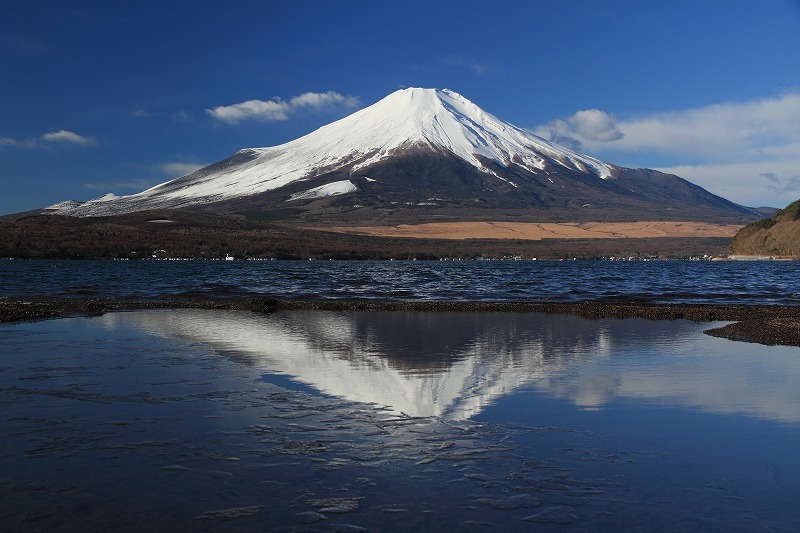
[353,87,612,178]
[51,87,757,221]
[258,87,613,182]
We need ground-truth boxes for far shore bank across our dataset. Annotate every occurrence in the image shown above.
[2,297,799,347]
[0,212,739,260]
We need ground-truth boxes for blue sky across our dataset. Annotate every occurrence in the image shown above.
[2,0,799,214]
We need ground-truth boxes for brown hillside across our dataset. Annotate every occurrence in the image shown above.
[729,200,800,257]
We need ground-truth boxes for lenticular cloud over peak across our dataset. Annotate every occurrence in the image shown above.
[206,90,361,124]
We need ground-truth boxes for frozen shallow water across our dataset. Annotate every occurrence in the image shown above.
[2,310,799,531]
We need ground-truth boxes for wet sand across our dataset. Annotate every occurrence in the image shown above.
[1,297,799,346]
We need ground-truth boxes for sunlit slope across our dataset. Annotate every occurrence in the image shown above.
[730,200,800,257]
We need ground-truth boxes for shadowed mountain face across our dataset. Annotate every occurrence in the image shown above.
[199,149,758,224]
[44,88,759,225]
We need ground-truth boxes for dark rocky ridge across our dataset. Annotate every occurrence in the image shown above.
[2,297,799,347]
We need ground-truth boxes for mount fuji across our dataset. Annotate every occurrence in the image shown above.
[48,88,758,223]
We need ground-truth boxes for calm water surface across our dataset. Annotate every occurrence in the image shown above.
[2,309,799,531]
[2,259,800,304]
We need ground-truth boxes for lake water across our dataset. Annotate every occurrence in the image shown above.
[1,258,800,304]
[2,260,800,530]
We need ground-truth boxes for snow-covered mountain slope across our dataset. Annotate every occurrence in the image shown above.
[54,88,616,217]
[48,87,761,222]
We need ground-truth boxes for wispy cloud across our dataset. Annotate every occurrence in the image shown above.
[655,161,800,209]
[0,136,28,148]
[81,160,207,195]
[133,109,192,122]
[0,129,96,149]
[443,54,490,75]
[534,92,800,207]
[206,91,360,124]
[158,161,206,177]
[83,179,155,191]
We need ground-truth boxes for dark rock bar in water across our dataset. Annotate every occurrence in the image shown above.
[2,297,799,346]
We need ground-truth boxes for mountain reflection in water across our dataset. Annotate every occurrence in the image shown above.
[101,309,800,424]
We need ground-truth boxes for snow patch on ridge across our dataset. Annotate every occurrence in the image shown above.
[86,193,122,203]
[287,180,358,202]
[44,199,84,212]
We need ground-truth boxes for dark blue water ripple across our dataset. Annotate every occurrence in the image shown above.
[1,259,798,305]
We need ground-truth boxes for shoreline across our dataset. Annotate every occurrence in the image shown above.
[2,297,800,347]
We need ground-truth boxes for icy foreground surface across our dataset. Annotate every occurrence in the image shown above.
[55,88,613,216]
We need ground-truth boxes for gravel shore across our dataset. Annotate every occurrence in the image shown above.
[2,297,799,347]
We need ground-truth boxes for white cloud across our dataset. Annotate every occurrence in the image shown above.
[206,99,290,123]
[0,129,95,148]
[41,130,95,145]
[534,92,800,208]
[570,110,623,142]
[537,93,800,158]
[206,91,360,124]
[656,162,800,209]
[288,91,360,109]
[542,109,623,150]
[608,96,800,161]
